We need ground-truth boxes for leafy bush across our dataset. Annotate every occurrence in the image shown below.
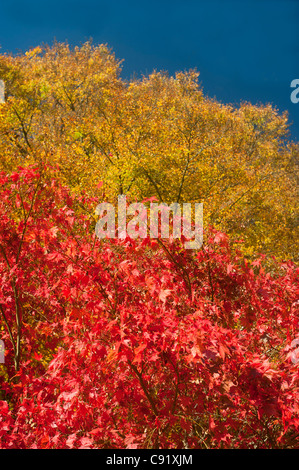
[0,166,298,448]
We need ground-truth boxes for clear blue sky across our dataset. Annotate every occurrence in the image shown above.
[0,0,298,140]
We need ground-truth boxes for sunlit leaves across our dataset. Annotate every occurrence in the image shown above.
[0,167,298,449]
[0,42,298,261]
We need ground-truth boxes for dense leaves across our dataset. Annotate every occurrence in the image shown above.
[0,167,298,448]
[0,42,298,261]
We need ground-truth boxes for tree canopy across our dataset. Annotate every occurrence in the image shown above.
[0,41,298,262]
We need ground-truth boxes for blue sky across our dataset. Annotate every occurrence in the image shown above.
[0,0,298,140]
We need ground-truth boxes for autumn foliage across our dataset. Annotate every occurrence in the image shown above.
[0,42,298,262]
[0,166,298,449]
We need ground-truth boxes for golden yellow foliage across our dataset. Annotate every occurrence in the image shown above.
[0,41,298,262]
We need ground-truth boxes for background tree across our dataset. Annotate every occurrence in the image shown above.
[0,42,298,262]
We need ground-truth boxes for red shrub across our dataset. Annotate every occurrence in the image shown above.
[0,166,298,448]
